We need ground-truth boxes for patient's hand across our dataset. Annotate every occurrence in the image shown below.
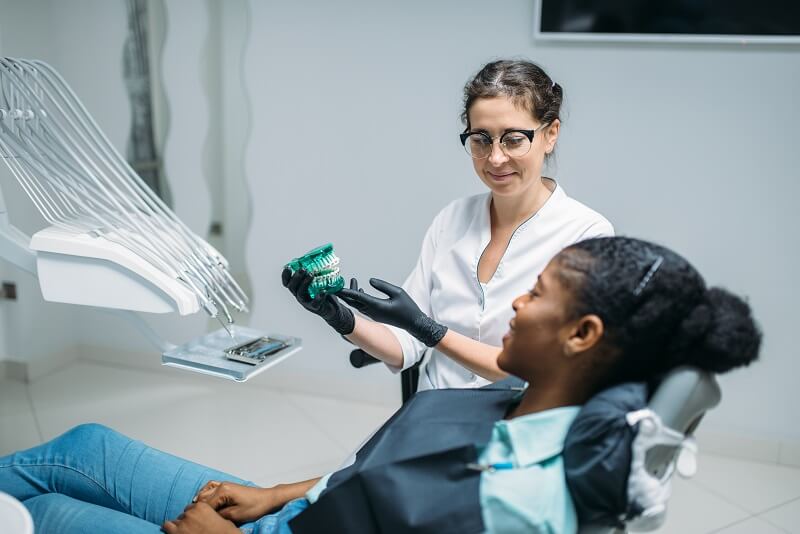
[161,502,239,534]
[193,481,280,523]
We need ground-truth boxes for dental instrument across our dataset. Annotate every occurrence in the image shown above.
[0,57,300,381]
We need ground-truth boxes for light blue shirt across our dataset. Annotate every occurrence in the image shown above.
[306,405,580,534]
[478,406,580,533]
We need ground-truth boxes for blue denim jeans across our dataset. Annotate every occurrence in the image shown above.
[0,424,308,533]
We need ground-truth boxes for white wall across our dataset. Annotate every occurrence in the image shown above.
[220,0,251,283]
[243,0,800,439]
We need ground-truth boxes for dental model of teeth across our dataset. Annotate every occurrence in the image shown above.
[285,243,345,299]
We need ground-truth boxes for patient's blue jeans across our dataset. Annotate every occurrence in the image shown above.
[0,424,308,533]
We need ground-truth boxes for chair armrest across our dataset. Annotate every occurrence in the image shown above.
[349,348,381,368]
[349,349,421,403]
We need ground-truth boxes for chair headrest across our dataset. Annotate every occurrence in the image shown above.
[563,366,720,528]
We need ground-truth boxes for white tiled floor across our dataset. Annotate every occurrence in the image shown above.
[1,360,799,533]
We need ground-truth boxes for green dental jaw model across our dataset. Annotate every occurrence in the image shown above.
[286,243,345,299]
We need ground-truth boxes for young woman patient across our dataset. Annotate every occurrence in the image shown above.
[0,237,760,534]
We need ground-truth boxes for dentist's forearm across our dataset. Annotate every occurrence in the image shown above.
[345,315,405,369]
[435,330,507,382]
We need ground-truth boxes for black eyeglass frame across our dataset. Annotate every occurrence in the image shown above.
[459,124,549,159]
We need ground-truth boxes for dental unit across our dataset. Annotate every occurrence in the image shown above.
[0,57,300,381]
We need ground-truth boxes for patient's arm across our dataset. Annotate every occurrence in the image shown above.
[194,478,321,523]
[270,477,321,509]
[162,502,240,534]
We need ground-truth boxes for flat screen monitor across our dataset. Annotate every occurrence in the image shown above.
[534,0,800,44]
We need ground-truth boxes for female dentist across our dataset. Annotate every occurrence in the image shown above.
[283,59,613,390]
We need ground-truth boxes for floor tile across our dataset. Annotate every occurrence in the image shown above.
[0,380,34,417]
[760,497,800,534]
[252,458,345,489]
[712,516,789,533]
[692,454,800,514]
[284,391,398,454]
[27,362,347,481]
[695,426,781,465]
[652,478,750,534]
[0,380,41,456]
[779,441,800,469]
[0,414,41,457]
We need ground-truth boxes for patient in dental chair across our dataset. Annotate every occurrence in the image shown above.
[0,237,760,534]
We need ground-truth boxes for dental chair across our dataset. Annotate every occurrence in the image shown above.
[574,366,720,533]
[0,492,34,534]
[351,349,720,533]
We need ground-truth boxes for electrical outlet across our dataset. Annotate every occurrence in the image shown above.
[1,282,16,300]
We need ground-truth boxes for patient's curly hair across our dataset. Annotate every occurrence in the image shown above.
[556,237,761,384]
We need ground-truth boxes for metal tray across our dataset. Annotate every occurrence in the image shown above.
[162,326,301,382]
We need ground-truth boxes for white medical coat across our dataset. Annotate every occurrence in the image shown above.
[386,182,614,390]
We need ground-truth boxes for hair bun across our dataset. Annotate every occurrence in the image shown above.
[680,296,713,340]
[684,288,761,373]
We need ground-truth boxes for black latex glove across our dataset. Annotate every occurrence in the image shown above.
[337,278,447,347]
[282,267,355,336]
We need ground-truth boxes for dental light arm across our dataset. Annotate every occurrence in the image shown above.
[0,57,300,381]
[0,57,246,322]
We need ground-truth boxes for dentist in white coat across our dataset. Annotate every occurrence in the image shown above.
[283,59,613,390]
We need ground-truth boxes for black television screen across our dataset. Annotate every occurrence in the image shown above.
[537,0,800,42]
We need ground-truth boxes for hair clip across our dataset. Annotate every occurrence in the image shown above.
[633,256,664,296]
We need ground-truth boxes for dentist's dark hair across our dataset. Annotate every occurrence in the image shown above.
[556,237,761,384]
[461,59,563,131]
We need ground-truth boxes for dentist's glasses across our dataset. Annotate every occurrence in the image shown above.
[459,124,549,159]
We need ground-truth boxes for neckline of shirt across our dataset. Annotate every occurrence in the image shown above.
[511,180,565,236]
[482,180,566,237]
[475,182,566,284]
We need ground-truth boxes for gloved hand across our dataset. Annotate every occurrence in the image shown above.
[282,267,355,336]
[337,278,447,347]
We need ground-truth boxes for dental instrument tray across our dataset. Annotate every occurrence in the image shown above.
[162,326,301,382]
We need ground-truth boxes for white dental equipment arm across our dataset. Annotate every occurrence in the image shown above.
[0,57,245,322]
[0,58,300,381]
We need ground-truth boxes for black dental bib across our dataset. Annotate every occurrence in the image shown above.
[289,378,525,534]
